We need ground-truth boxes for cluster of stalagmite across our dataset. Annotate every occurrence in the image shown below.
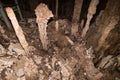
[35,3,53,50]
[6,7,29,54]
[81,0,99,37]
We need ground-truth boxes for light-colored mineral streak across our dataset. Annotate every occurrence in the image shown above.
[72,0,83,35]
[6,7,29,54]
[35,3,53,50]
[96,16,119,51]
[81,0,99,37]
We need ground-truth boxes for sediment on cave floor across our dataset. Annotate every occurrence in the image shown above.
[0,0,120,80]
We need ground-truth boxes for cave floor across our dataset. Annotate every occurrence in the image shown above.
[0,18,119,80]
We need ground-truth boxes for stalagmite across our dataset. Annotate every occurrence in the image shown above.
[6,7,29,54]
[55,0,59,31]
[35,3,53,50]
[71,0,83,35]
[74,44,103,80]
[96,16,119,51]
[81,0,99,37]
[80,19,85,29]
[55,21,59,31]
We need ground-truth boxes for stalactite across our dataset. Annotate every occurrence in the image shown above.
[6,7,29,54]
[81,0,99,38]
[35,3,53,50]
[71,0,83,35]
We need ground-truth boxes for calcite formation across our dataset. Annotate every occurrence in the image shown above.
[96,16,119,51]
[35,3,53,50]
[81,0,99,37]
[6,7,29,54]
[72,0,83,35]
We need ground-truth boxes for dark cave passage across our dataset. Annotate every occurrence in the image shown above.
[0,0,108,22]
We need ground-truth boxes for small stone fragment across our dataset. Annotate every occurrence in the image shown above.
[7,43,25,55]
[16,68,25,77]
[0,44,6,56]
[33,55,42,64]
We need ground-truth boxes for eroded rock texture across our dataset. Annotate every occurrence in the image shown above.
[0,0,120,80]
[35,3,53,50]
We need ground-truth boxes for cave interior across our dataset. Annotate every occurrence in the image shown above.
[0,0,120,80]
